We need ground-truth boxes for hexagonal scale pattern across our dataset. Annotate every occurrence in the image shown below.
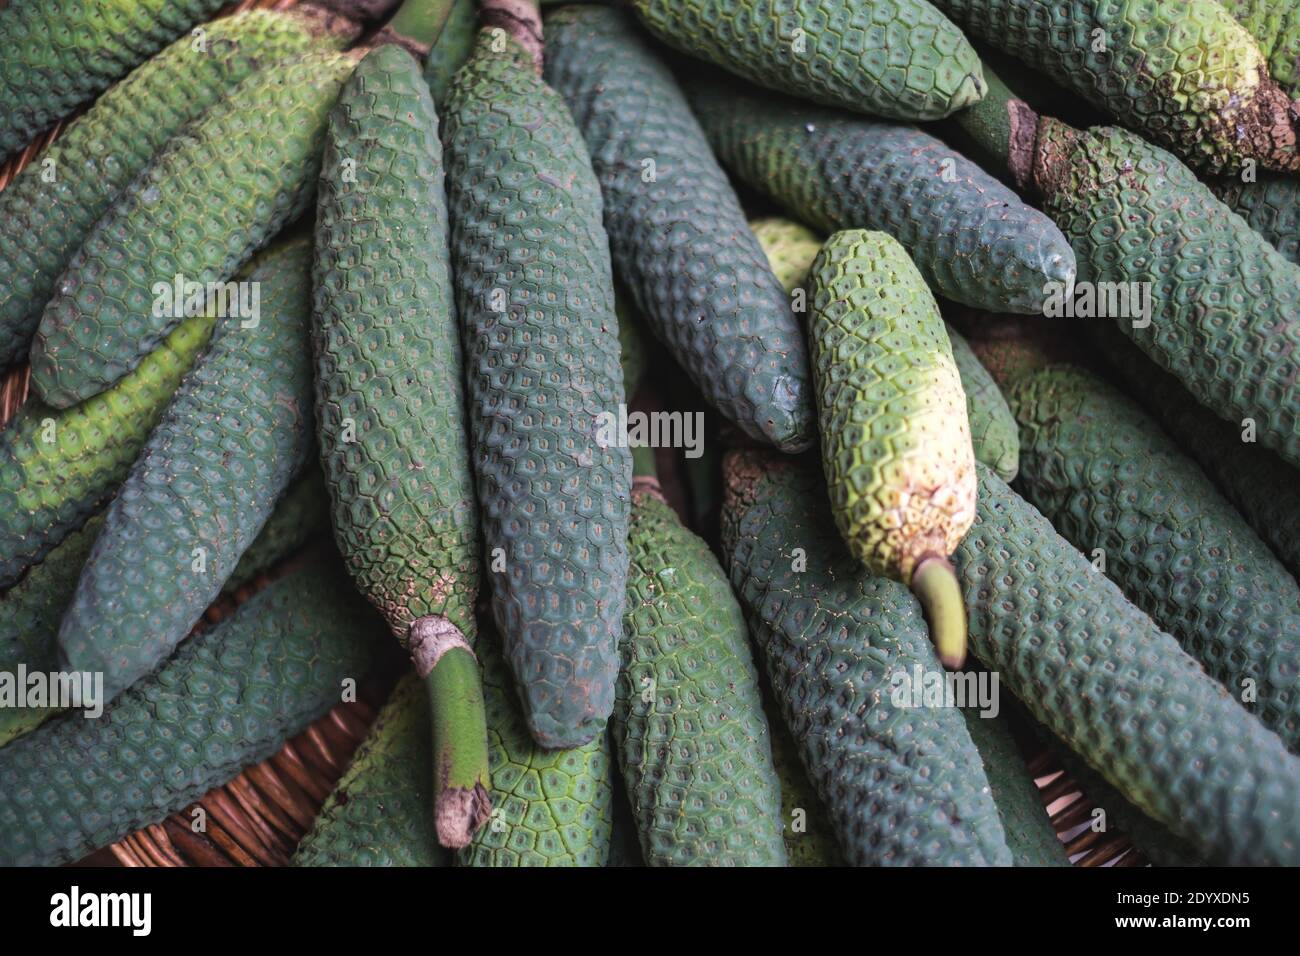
[1033,120,1300,470]
[545,6,814,452]
[1007,364,1300,750]
[0,562,384,867]
[932,0,1287,174]
[618,491,786,865]
[0,10,334,369]
[632,0,985,120]
[957,464,1300,866]
[459,632,613,867]
[30,50,356,409]
[56,241,316,706]
[688,76,1077,314]
[0,0,226,159]
[721,451,1012,866]
[809,230,976,581]
[313,45,478,644]
[443,33,631,750]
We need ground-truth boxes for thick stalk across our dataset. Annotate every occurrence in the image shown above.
[952,62,1041,192]
[411,616,492,848]
[910,555,967,669]
[378,0,458,53]
[479,0,543,73]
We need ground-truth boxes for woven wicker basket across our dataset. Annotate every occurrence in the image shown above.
[0,0,1142,868]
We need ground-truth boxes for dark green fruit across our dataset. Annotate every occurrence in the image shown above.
[443,30,631,749]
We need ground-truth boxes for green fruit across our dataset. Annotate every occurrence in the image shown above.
[443,31,631,750]
[0,514,103,747]
[0,8,351,371]
[292,673,451,867]
[631,0,986,121]
[960,707,1067,867]
[720,449,1012,866]
[1088,321,1300,581]
[422,0,476,108]
[0,467,326,749]
[930,0,1300,174]
[545,6,815,452]
[946,324,1018,482]
[0,559,385,867]
[314,43,489,849]
[223,467,330,595]
[1006,362,1300,751]
[459,628,615,867]
[0,310,214,591]
[688,75,1077,314]
[619,483,787,866]
[1220,0,1300,99]
[762,693,842,866]
[1212,172,1300,266]
[30,49,358,409]
[1029,119,1300,471]
[809,230,974,666]
[0,0,227,160]
[957,464,1300,866]
[57,240,316,706]
[750,216,822,296]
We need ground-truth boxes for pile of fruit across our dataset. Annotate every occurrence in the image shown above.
[2,0,1299,868]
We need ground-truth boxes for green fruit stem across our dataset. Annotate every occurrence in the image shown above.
[381,0,458,51]
[410,616,492,848]
[630,443,657,481]
[952,61,1040,192]
[910,555,967,669]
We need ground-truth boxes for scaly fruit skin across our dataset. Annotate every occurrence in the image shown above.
[30,50,357,409]
[619,488,787,866]
[960,708,1067,867]
[0,514,104,747]
[762,693,842,866]
[1212,172,1300,266]
[957,464,1300,866]
[931,0,1298,174]
[0,312,214,591]
[750,217,822,295]
[314,45,478,647]
[1033,120,1300,470]
[0,471,322,748]
[721,450,1012,866]
[1087,321,1300,580]
[1221,0,1300,99]
[57,241,316,706]
[946,324,1018,482]
[0,561,383,867]
[633,0,985,121]
[1007,364,1300,751]
[809,230,975,583]
[222,468,330,595]
[460,631,614,867]
[444,32,631,750]
[422,0,476,108]
[315,44,488,849]
[689,78,1077,314]
[292,674,450,867]
[0,0,227,160]
[0,9,348,370]
[545,6,814,452]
